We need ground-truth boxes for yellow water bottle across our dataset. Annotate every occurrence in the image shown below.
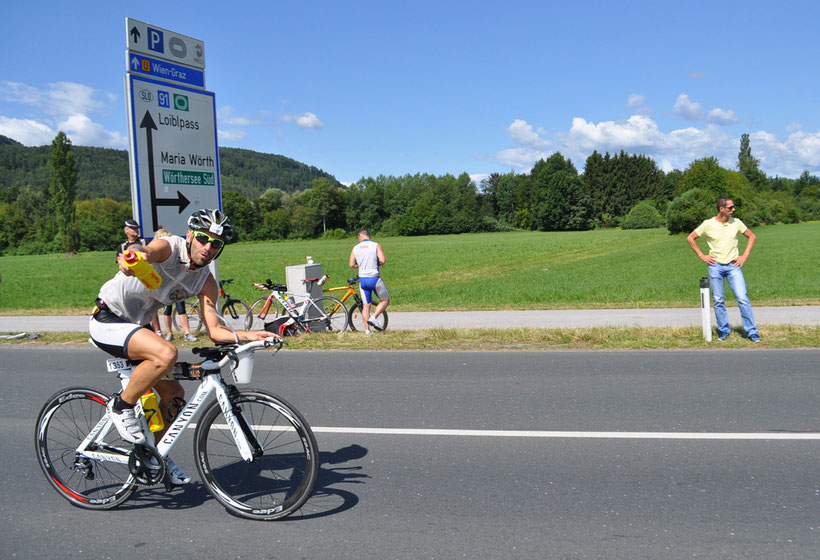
[123,250,162,290]
[141,390,165,432]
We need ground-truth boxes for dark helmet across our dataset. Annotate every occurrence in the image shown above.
[124,218,140,230]
[187,209,234,242]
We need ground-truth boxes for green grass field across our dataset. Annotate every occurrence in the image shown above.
[1,223,818,314]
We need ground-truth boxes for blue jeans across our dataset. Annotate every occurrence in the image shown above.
[708,263,758,336]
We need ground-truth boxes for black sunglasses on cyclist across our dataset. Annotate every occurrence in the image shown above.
[194,232,225,249]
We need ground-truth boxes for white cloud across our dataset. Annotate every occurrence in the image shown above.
[674,93,740,127]
[469,173,489,186]
[674,93,703,120]
[495,146,552,170]
[217,128,248,142]
[47,82,107,116]
[0,80,123,147]
[707,107,740,125]
[507,119,549,148]
[282,111,325,130]
[0,81,42,105]
[1,81,106,117]
[57,114,126,148]
[0,116,55,145]
[689,71,707,80]
[627,93,650,115]
[217,105,252,126]
[493,112,820,178]
[569,115,665,150]
[786,122,803,133]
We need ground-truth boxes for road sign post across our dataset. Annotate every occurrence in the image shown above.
[124,18,219,237]
[700,277,712,342]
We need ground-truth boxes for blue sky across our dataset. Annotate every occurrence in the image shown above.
[1,0,818,185]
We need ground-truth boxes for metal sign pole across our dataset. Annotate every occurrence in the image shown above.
[700,277,712,341]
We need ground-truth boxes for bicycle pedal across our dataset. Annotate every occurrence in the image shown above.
[163,478,181,492]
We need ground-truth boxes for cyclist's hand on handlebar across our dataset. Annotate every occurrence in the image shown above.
[243,330,277,342]
[265,335,287,348]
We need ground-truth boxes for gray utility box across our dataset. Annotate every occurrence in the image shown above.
[285,263,324,329]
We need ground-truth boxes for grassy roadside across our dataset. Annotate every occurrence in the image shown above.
[2,224,819,314]
[3,324,817,350]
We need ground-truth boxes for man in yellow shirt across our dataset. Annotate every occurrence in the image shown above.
[687,197,761,342]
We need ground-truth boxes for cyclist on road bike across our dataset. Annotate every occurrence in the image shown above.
[349,229,390,334]
[89,209,273,485]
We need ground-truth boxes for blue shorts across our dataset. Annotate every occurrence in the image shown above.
[359,277,389,304]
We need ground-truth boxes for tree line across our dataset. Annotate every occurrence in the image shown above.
[1,132,818,256]
[0,135,339,202]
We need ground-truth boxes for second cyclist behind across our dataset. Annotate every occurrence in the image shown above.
[349,229,390,334]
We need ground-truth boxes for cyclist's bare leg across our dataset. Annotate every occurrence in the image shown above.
[372,298,389,320]
[153,379,185,439]
[362,302,372,331]
[162,314,173,334]
[178,313,191,335]
[119,329,178,405]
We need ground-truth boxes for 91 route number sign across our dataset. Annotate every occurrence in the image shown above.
[126,75,221,235]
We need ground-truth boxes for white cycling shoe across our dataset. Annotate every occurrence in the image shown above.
[107,398,146,444]
[367,316,382,329]
[165,457,191,485]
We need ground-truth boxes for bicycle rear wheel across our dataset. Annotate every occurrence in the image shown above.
[221,299,250,332]
[245,297,280,330]
[194,389,319,521]
[35,388,137,510]
[349,303,389,332]
[172,301,203,333]
[301,296,349,333]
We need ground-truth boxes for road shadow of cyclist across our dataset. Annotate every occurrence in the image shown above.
[118,444,370,518]
[121,480,210,511]
[284,443,370,521]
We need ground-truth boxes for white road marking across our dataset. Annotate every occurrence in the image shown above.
[310,427,820,440]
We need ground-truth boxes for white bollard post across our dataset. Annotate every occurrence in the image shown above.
[700,277,712,341]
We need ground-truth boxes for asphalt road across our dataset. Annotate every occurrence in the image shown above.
[3,347,818,559]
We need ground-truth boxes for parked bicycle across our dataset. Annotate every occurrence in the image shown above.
[35,332,319,521]
[245,276,349,334]
[172,279,249,334]
[323,274,389,332]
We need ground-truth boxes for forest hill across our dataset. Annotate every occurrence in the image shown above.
[161,151,215,167]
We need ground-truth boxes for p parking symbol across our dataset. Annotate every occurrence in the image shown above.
[148,27,164,53]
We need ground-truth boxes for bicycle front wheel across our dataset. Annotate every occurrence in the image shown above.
[245,297,280,330]
[350,303,389,332]
[303,296,349,333]
[221,299,250,332]
[194,389,319,521]
[173,301,203,333]
[35,388,137,510]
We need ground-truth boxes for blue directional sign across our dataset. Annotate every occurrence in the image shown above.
[128,53,204,88]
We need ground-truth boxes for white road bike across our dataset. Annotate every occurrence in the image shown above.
[35,328,319,521]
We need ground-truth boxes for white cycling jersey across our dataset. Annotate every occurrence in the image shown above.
[99,235,210,326]
[352,239,380,278]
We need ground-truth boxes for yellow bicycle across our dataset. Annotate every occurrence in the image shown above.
[323,275,388,332]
